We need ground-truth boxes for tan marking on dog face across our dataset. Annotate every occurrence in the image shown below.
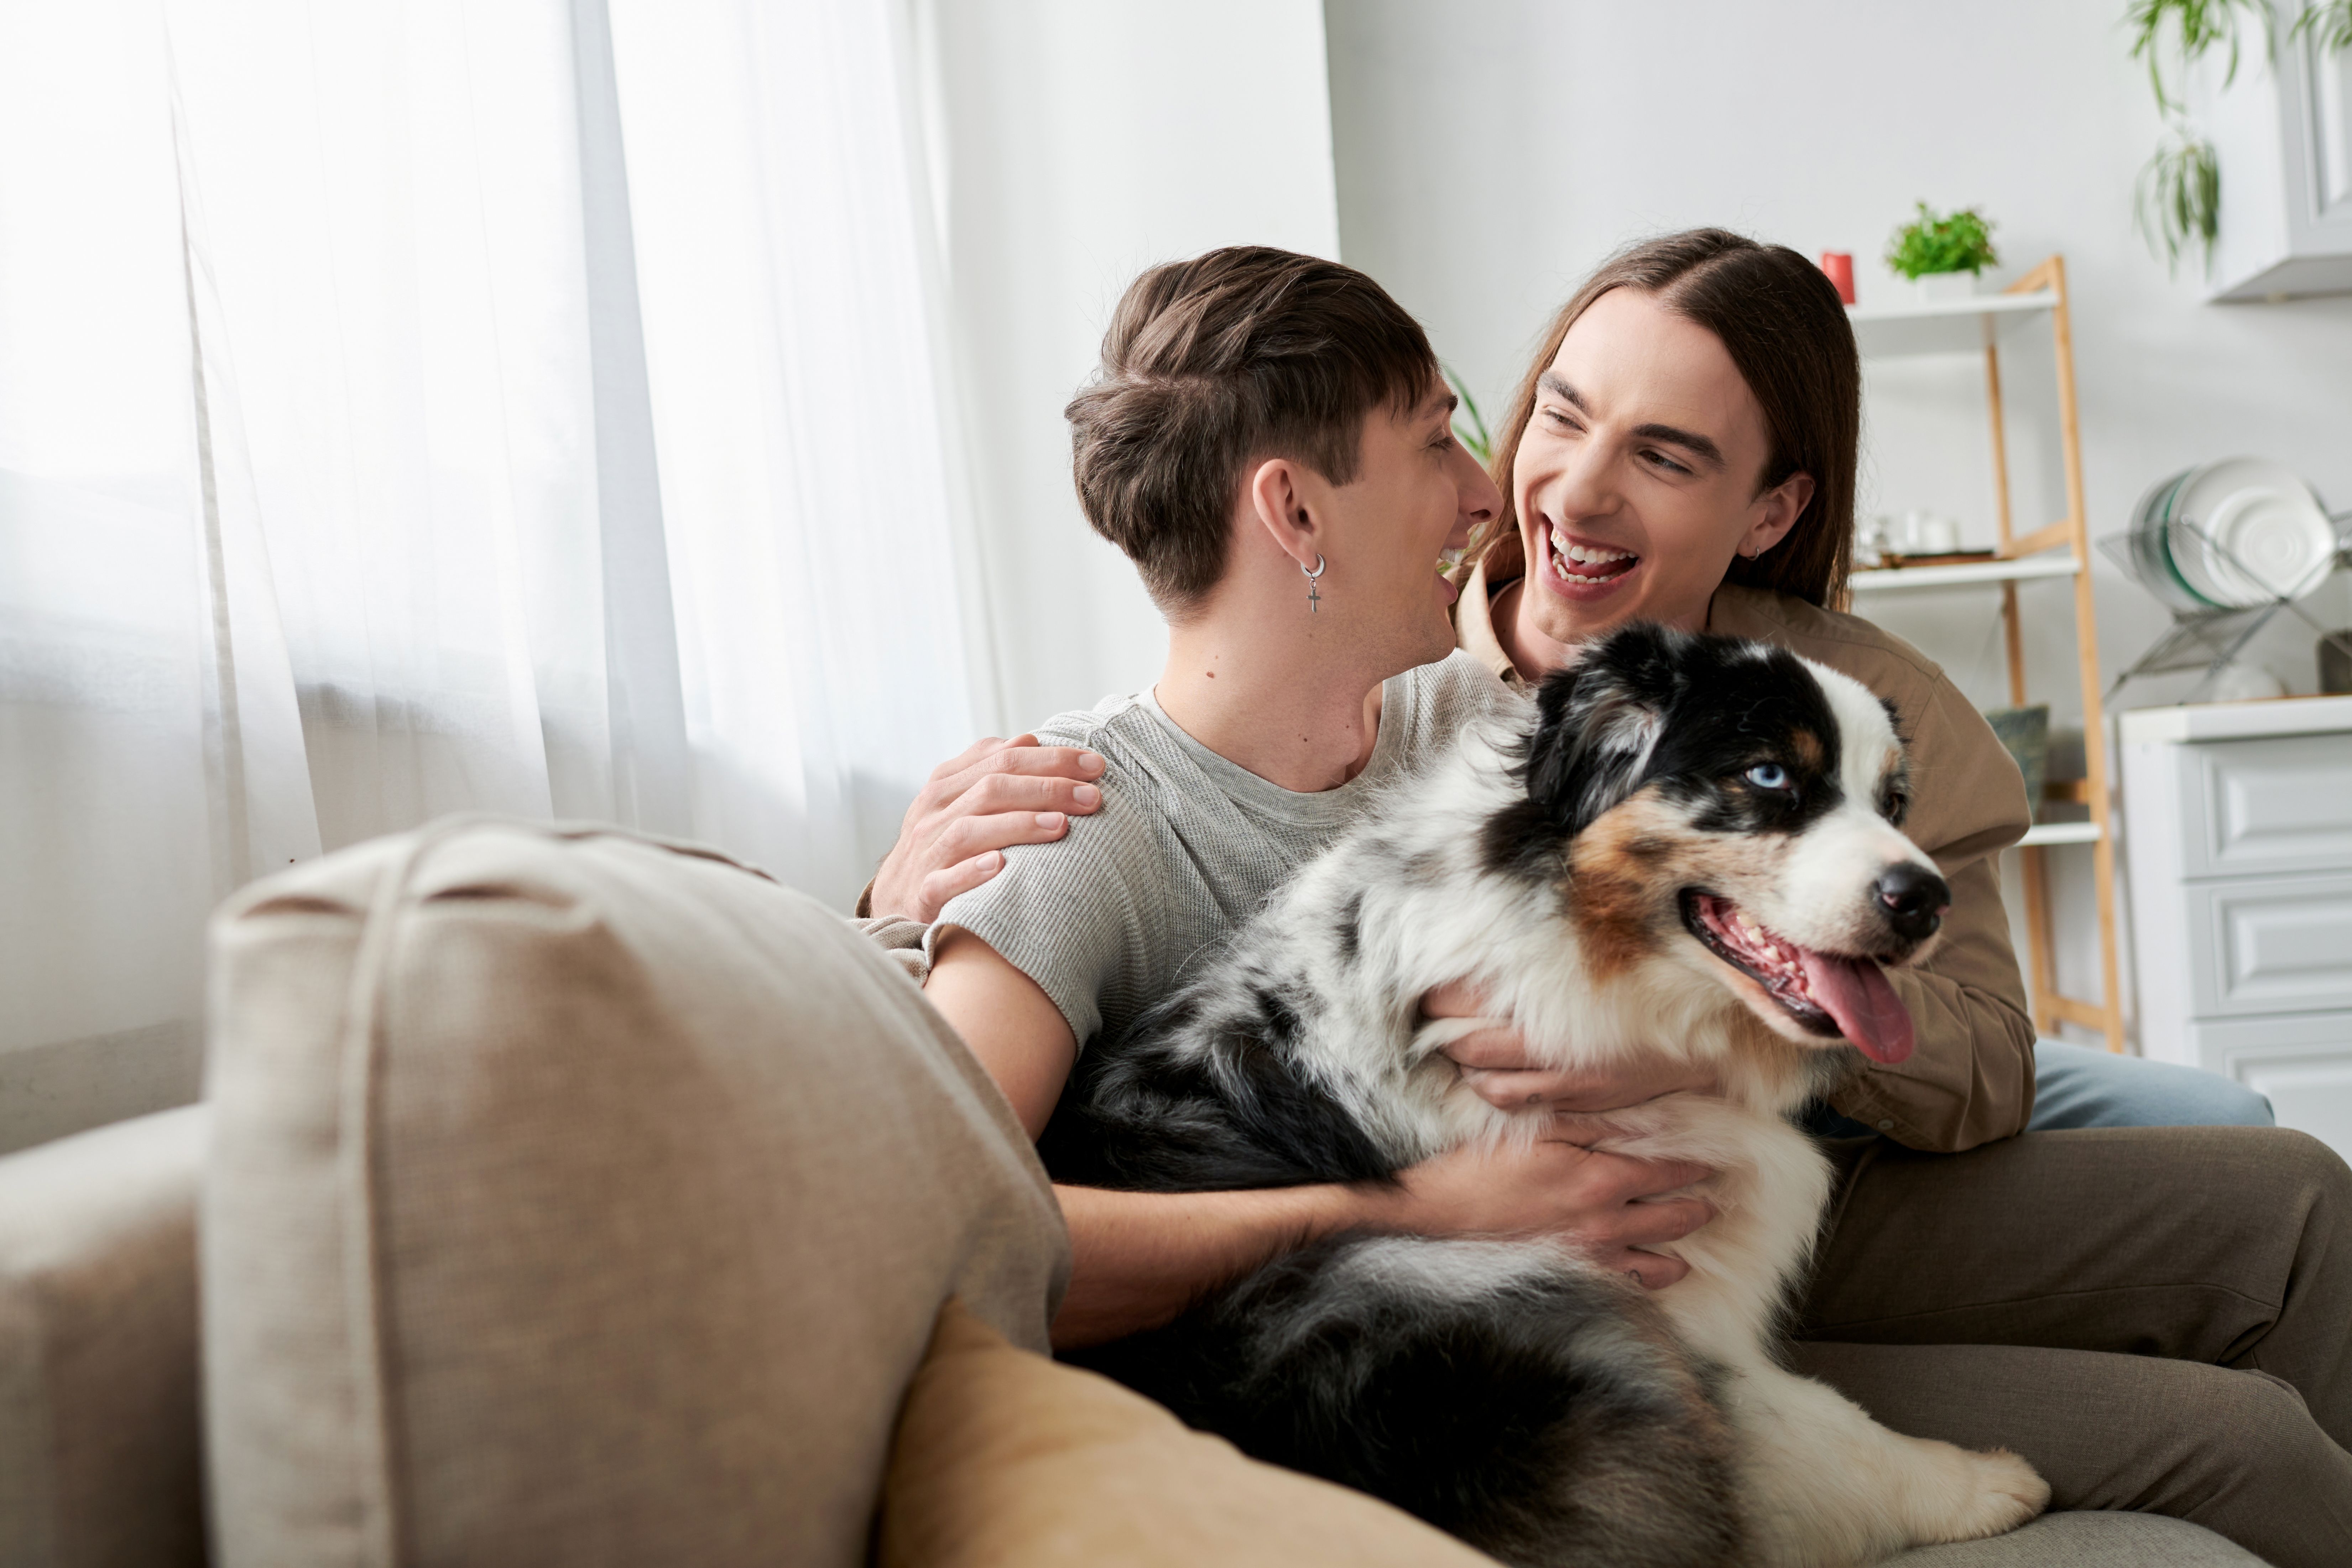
[1566,792,1702,981]
[1789,728,1825,770]
[1570,787,1841,1060]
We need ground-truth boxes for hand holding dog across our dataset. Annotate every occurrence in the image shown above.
[1425,979,1722,1111]
[869,735,1105,922]
[1371,1134,1715,1290]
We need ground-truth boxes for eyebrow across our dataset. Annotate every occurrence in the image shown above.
[1538,371,1726,471]
[1418,389,1459,422]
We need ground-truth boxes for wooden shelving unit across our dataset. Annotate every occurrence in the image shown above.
[1846,257,2125,1053]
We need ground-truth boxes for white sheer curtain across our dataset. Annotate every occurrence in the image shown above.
[0,0,985,1152]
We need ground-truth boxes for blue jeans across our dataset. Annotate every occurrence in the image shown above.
[1805,1040,2274,1138]
[2026,1039,2274,1130]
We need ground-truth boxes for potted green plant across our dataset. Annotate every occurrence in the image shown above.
[1884,203,1999,301]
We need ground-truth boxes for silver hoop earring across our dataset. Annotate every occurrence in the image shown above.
[1302,553,1326,613]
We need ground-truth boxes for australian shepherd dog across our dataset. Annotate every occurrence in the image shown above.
[1038,624,2048,1568]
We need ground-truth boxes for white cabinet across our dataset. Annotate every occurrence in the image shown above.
[2204,4,2352,301]
[2121,697,2352,1157]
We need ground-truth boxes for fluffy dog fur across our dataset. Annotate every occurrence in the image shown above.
[1041,624,2049,1568]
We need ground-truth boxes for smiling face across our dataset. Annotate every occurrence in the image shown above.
[1322,375,1501,673]
[1509,288,1813,644]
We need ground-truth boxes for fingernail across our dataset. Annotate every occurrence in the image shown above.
[1036,812,1065,829]
[1074,783,1101,808]
[1080,751,1104,773]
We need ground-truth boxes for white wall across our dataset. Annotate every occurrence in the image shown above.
[1325,0,2352,1041]
[919,0,1342,733]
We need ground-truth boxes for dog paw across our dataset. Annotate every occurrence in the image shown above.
[1944,1449,2050,1540]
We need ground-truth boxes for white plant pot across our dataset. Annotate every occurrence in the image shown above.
[1912,271,1981,303]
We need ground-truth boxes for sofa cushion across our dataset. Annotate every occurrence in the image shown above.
[0,1104,208,1568]
[201,818,1069,1568]
[1890,1510,2266,1566]
[878,1298,1500,1567]
[880,1302,2265,1568]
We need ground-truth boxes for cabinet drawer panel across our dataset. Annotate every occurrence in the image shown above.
[2231,1045,2352,1168]
[2179,733,2352,878]
[2187,875,2352,1015]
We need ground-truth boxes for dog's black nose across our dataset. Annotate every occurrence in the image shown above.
[1874,864,1951,943]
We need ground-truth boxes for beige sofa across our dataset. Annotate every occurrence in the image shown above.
[0,821,2265,1567]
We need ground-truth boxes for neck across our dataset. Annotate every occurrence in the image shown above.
[1154,597,1388,795]
[1493,571,1716,682]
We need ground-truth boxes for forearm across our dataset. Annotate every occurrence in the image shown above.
[1051,1180,1384,1348]
[1830,969,2034,1151]
[1827,858,2035,1151]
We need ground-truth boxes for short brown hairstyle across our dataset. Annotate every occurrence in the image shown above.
[1478,230,1861,609]
[1067,247,1439,615]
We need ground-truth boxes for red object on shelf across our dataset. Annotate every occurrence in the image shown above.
[1819,251,1856,305]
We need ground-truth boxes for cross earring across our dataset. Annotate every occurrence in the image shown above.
[1302,553,1326,612]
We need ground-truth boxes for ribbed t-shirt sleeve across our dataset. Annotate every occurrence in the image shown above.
[926,775,1166,1051]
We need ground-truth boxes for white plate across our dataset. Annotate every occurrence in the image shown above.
[2164,458,2335,608]
[2125,468,2209,611]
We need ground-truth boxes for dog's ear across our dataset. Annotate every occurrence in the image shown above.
[1522,622,1681,835]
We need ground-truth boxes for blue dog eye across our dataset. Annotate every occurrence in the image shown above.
[1745,763,1791,790]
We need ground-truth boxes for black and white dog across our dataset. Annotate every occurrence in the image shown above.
[1040,624,2048,1568]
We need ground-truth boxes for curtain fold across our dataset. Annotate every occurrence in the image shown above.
[0,0,982,1152]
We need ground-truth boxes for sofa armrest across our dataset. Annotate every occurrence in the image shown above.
[0,1104,209,1568]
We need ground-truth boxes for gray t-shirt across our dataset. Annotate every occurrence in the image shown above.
[929,651,1509,1052]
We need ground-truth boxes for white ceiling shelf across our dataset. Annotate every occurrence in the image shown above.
[2019,821,2102,848]
[1846,290,2058,358]
[1850,553,2080,593]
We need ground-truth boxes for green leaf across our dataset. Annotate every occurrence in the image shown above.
[2135,130,2221,277]
[2291,0,2352,54]
[2124,0,2274,114]
[1442,363,1493,466]
[1884,202,2000,280]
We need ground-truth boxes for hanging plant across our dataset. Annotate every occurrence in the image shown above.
[2124,0,2273,112]
[2136,128,2222,275]
[2123,0,2272,275]
[2292,0,2352,53]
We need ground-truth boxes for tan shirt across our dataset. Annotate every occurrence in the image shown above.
[1456,550,2035,1152]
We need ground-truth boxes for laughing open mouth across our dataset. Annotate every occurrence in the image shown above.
[1547,523,1639,584]
[1678,891,1915,1064]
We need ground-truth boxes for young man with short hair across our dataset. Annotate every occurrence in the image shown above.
[918,246,1720,1346]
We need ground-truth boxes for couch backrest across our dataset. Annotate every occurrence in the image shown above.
[0,1103,209,1568]
[200,818,1066,1568]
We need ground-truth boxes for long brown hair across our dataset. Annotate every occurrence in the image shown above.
[1478,230,1860,609]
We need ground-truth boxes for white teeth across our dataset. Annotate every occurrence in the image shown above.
[1547,527,1633,571]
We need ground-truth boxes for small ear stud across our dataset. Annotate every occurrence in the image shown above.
[1302,553,1327,613]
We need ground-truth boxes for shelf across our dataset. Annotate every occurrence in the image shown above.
[1850,554,2079,593]
[2019,821,2102,848]
[1846,289,2058,358]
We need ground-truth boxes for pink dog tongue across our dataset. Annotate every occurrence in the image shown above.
[1797,949,1914,1064]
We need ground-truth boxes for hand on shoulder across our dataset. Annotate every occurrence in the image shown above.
[867,734,1106,922]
